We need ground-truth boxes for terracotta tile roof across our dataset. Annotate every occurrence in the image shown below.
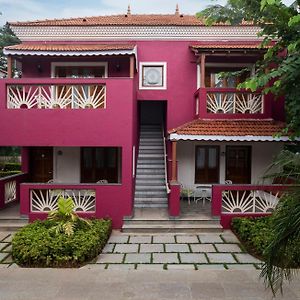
[8,14,254,27]
[4,43,136,52]
[190,42,270,50]
[170,120,286,136]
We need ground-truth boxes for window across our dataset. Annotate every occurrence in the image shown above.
[195,146,220,184]
[139,62,167,90]
[81,147,121,183]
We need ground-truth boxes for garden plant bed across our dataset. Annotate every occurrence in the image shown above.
[12,218,112,268]
[231,216,300,268]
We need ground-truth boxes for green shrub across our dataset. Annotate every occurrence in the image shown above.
[232,217,274,257]
[2,162,21,171]
[0,170,21,178]
[232,216,300,265]
[12,218,112,268]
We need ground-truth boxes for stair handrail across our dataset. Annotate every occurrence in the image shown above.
[162,125,171,194]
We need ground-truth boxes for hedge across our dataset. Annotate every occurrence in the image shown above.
[12,219,112,268]
[0,171,21,178]
[232,216,300,267]
[1,162,21,171]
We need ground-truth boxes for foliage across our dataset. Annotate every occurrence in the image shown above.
[0,23,20,71]
[197,0,300,137]
[12,218,112,267]
[232,216,275,256]
[0,171,21,178]
[0,162,21,171]
[48,197,91,236]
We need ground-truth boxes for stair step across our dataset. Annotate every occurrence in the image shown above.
[135,191,167,196]
[136,170,165,175]
[136,180,165,185]
[0,221,28,231]
[134,196,167,201]
[135,185,166,191]
[137,165,164,170]
[123,219,220,225]
[122,224,223,233]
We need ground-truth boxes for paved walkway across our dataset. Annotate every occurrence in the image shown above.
[1,230,262,270]
[92,230,261,270]
[0,268,299,300]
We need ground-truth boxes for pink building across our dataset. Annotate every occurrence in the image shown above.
[0,7,293,230]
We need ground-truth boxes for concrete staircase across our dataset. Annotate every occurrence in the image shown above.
[134,124,168,208]
[122,208,223,233]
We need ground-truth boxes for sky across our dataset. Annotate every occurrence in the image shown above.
[0,0,295,25]
[0,0,227,25]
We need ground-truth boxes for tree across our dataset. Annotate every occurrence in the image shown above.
[198,0,300,294]
[197,0,300,137]
[0,22,20,71]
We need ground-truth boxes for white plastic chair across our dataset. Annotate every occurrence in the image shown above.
[193,187,212,206]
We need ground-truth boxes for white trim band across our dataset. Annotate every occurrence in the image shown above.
[3,48,137,57]
[169,133,296,142]
[10,25,262,42]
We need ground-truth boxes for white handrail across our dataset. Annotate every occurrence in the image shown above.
[162,125,171,194]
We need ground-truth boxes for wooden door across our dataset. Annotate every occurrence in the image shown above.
[29,147,53,183]
[226,146,251,183]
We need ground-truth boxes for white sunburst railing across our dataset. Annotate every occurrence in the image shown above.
[221,189,281,214]
[206,91,264,114]
[4,180,17,204]
[30,188,96,213]
[7,84,106,109]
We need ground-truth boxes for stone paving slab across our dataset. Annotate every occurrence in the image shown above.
[198,234,224,243]
[235,253,262,264]
[114,244,139,253]
[0,264,9,268]
[165,244,190,253]
[108,235,129,244]
[125,253,151,264]
[215,243,242,253]
[96,253,124,264]
[2,255,13,264]
[176,235,199,243]
[2,234,13,243]
[80,264,107,270]
[139,243,164,253]
[0,243,9,251]
[207,253,237,264]
[220,232,240,243]
[180,253,207,264]
[152,253,179,264]
[129,236,152,244]
[190,244,216,253]
[101,243,115,253]
[152,235,176,243]
[0,232,9,241]
[0,253,9,263]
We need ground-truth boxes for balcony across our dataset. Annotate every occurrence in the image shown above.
[194,88,272,119]
[0,78,135,146]
[7,82,106,110]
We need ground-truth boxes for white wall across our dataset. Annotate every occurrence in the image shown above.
[177,141,284,188]
[53,147,80,183]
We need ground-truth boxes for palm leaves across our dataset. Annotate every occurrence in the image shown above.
[48,197,91,236]
[260,150,300,295]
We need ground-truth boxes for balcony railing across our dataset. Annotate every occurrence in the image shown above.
[211,184,289,228]
[0,173,28,209]
[195,88,270,119]
[7,82,106,109]
[207,90,263,114]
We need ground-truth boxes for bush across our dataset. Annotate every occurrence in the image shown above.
[0,170,21,178]
[1,162,21,171]
[232,216,300,266]
[232,217,274,257]
[12,219,112,268]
